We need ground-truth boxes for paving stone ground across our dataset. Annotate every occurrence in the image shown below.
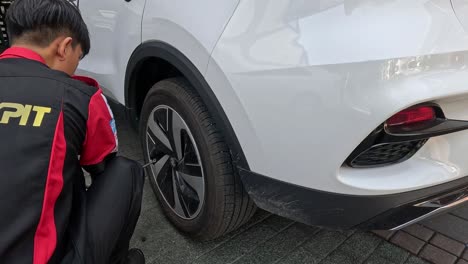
[112,105,464,264]
[373,211,468,264]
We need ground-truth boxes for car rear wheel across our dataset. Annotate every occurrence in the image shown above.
[139,78,256,240]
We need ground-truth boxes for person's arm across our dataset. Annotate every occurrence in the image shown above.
[75,76,118,175]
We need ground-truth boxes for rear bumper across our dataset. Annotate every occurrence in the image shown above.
[239,168,468,230]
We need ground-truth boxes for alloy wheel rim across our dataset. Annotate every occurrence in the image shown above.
[145,105,205,219]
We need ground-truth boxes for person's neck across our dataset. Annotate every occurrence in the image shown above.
[10,44,53,67]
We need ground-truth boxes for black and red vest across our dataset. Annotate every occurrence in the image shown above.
[0,47,118,264]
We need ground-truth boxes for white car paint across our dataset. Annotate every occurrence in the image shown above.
[142,0,239,73]
[452,0,468,32]
[79,0,468,196]
[78,0,146,102]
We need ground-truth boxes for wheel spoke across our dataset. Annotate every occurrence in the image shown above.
[146,131,156,151]
[151,155,170,177]
[184,162,200,167]
[155,108,168,131]
[178,171,204,197]
[169,109,185,160]
[147,131,172,157]
[180,132,199,165]
[151,155,176,207]
[178,164,202,180]
[178,158,202,178]
[172,170,189,217]
[147,117,172,152]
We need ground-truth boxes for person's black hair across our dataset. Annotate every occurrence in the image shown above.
[5,0,90,56]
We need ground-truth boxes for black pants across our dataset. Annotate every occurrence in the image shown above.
[63,156,144,264]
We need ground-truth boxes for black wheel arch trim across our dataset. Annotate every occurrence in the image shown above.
[125,40,250,170]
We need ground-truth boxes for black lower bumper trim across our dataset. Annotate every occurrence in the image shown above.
[239,168,468,229]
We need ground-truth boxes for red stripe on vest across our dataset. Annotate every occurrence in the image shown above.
[80,89,117,166]
[0,47,47,64]
[33,111,66,264]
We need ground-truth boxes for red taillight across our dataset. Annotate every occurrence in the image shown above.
[386,106,436,127]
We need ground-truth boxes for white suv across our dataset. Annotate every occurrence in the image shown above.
[75,0,468,240]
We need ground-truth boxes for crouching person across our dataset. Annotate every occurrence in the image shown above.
[0,0,145,263]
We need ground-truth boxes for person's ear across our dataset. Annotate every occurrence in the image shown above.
[56,37,73,61]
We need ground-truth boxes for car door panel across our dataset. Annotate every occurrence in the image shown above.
[78,0,146,103]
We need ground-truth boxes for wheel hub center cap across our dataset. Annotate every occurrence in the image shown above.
[170,157,178,168]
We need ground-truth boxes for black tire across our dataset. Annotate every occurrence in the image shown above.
[139,77,256,240]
